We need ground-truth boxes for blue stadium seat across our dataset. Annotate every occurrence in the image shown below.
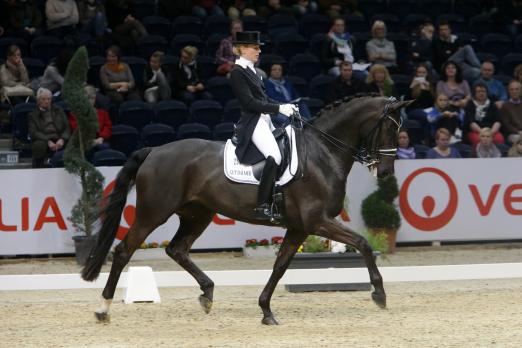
[130,0,156,20]
[309,75,336,103]
[141,123,176,147]
[23,58,45,80]
[153,100,190,130]
[289,54,323,82]
[418,0,452,18]
[189,100,223,129]
[109,124,139,157]
[308,33,329,59]
[403,119,424,145]
[93,149,128,166]
[30,36,64,64]
[242,16,267,33]
[121,56,147,90]
[299,14,331,39]
[390,74,410,98]
[481,33,513,58]
[303,98,325,116]
[207,33,228,57]
[173,16,203,36]
[204,15,230,37]
[359,0,387,18]
[213,122,235,141]
[267,14,298,37]
[224,99,241,123]
[501,53,522,75]
[142,16,172,39]
[344,15,368,33]
[514,34,522,53]
[88,56,106,88]
[118,100,154,131]
[12,102,36,153]
[177,122,212,140]
[136,35,169,59]
[450,142,472,158]
[352,32,371,61]
[171,34,206,55]
[206,76,234,106]
[388,0,418,18]
[285,75,308,97]
[273,33,308,61]
[468,15,494,38]
[197,55,218,81]
[413,144,431,159]
[454,0,480,18]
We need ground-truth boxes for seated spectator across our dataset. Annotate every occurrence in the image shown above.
[99,45,141,106]
[112,14,148,54]
[28,88,70,168]
[432,21,481,82]
[257,0,293,18]
[424,93,464,142]
[397,129,416,159]
[475,127,501,158]
[37,48,73,96]
[192,0,225,18]
[143,51,172,103]
[216,19,243,76]
[326,61,365,103]
[425,128,461,159]
[366,20,397,72]
[474,61,507,108]
[464,82,504,148]
[264,63,311,119]
[9,0,42,42]
[292,0,318,16]
[508,138,522,157]
[514,64,522,84]
[436,61,470,110]
[410,23,435,71]
[365,64,395,97]
[499,80,522,144]
[172,46,212,105]
[0,45,33,105]
[321,17,354,76]
[45,0,80,40]
[77,0,109,52]
[226,1,257,19]
[408,63,435,110]
[69,85,112,154]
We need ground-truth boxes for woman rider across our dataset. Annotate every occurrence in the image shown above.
[229,31,297,220]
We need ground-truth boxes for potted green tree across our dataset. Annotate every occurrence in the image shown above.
[361,175,401,253]
[62,47,104,265]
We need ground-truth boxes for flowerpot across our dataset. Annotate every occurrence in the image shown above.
[369,228,398,253]
[72,235,97,266]
[285,251,380,292]
[242,246,278,258]
[132,248,170,260]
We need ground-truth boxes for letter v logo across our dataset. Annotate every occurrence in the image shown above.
[468,184,500,216]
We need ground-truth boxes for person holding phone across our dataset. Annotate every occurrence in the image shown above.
[408,63,435,110]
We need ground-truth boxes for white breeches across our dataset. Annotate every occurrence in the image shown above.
[251,114,281,165]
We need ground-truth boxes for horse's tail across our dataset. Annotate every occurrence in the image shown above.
[81,147,153,281]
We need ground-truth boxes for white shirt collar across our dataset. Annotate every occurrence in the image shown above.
[235,56,257,74]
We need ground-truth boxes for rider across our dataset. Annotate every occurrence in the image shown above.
[229,31,297,220]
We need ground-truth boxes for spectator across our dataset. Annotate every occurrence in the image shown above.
[216,19,243,76]
[0,45,33,105]
[365,64,395,97]
[37,48,73,96]
[408,63,435,110]
[28,88,70,168]
[424,93,464,142]
[319,0,361,19]
[513,63,522,84]
[225,0,257,19]
[436,61,471,110]
[499,80,522,144]
[425,128,461,159]
[192,0,225,19]
[321,17,354,76]
[432,21,481,82]
[264,63,311,120]
[143,51,172,103]
[9,0,42,42]
[464,82,504,148]
[482,0,522,37]
[292,0,318,16]
[366,20,397,72]
[397,129,416,159]
[68,85,112,154]
[507,138,522,157]
[172,46,213,104]
[257,0,293,18]
[112,14,148,54]
[326,61,365,103]
[99,45,141,106]
[410,22,435,70]
[45,0,79,39]
[77,0,109,52]
[475,127,501,158]
[474,61,507,108]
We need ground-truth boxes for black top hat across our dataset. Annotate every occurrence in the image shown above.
[233,31,264,45]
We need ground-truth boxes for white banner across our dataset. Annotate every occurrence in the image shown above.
[0,158,521,255]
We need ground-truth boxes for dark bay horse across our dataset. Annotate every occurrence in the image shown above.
[82,95,411,325]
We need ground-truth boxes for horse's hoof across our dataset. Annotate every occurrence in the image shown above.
[371,292,387,309]
[199,295,213,314]
[95,311,110,322]
[261,315,279,325]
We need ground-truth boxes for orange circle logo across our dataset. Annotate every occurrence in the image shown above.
[400,167,458,231]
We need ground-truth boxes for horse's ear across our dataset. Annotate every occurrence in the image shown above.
[388,99,415,112]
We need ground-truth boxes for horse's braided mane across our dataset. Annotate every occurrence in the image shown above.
[312,92,381,121]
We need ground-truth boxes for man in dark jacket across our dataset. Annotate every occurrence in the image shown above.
[327,61,365,103]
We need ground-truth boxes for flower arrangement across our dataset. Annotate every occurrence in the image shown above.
[245,236,283,249]
[140,240,170,249]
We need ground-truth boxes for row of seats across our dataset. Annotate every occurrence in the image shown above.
[413,142,512,158]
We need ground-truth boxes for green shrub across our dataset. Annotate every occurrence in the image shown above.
[361,175,401,230]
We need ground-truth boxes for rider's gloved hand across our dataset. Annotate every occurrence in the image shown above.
[279,104,298,117]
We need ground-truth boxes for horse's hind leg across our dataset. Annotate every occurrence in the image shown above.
[95,220,158,322]
[165,205,215,314]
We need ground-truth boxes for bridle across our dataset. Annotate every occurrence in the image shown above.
[292,97,402,170]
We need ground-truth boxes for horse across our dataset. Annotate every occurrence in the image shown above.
[81,95,412,325]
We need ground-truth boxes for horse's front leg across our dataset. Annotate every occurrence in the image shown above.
[258,229,306,325]
[315,219,386,309]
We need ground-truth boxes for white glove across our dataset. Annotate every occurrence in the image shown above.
[279,104,298,117]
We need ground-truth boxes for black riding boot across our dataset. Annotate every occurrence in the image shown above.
[253,156,278,219]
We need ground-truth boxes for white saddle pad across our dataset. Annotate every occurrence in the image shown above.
[224,125,298,186]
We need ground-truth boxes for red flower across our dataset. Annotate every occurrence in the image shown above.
[259,239,269,246]
[271,236,283,245]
